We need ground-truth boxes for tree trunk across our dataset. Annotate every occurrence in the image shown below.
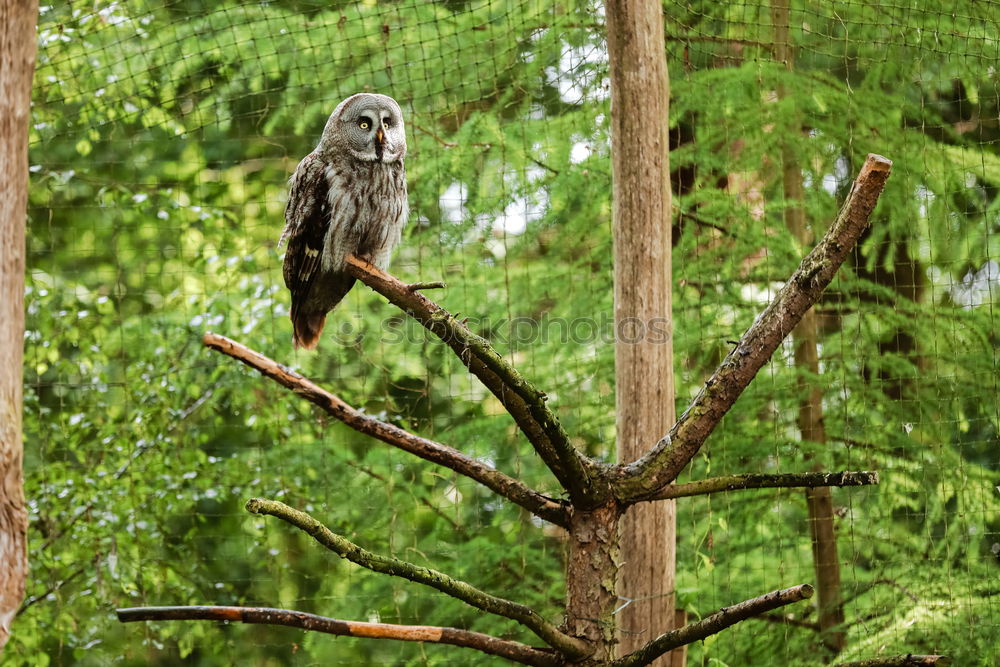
[0,0,38,650]
[564,504,622,663]
[771,0,846,653]
[605,1,679,664]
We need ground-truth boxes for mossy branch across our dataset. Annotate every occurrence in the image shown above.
[203,333,569,527]
[611,584,815,666]
[116,605,559,666]
[245,498,591,660]
[832,657,952,667]
[345,255,601,506]
[616,154,893,502]
[645,471,879,501]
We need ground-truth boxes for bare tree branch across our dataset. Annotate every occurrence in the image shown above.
[611,584,815,667]
[665,33,771,48]
[841,578,920,607]
[245,498,592,660]
[616,154,892,502]
[203,333,569,527]
[832,657,952,667]
[343,459,462,530]
[344,255,603,506]
[116,605,560,667]
[645,471,879,501]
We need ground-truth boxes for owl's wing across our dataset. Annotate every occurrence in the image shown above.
[280,153,330,296]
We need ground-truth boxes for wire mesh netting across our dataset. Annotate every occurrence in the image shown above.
[17,1,999,665]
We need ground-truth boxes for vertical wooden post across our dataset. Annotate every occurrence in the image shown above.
[0,0,38,650]
[771,0,846,653]
[605,1,678,664]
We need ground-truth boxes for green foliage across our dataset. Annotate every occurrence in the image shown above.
[665,2,1000,664]
[17,0,999,665]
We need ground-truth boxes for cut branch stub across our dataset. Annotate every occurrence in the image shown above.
[343,255,605,506]
[616,154,892,502]
[203,333,570,527]
[116,606,560,667]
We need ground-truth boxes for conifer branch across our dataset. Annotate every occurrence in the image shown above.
[203,333,569,527]
[116,605,560,666]
[245,498,591,659]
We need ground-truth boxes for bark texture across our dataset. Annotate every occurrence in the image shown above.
[343,256,598,505]
[0,0,38,650]
[203,333,570,526]
[117,606,560,667]
[618,154,893,500]
[564,504,622,663]
[605,0,678,663]
[612,585,815,667]
[174,165,895,660]
[245,498,591,659]
[647,471,878,500]
[832,657,952,667]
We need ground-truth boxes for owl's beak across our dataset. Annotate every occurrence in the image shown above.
[374,127,385,162]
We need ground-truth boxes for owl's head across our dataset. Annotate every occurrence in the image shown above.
[320,93,407,164]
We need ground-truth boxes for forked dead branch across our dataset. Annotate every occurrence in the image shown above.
[116,155,913,665]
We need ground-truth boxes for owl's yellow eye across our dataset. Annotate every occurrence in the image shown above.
[358,117,371,130]
[382,120,390,130]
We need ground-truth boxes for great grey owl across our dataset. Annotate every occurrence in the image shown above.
[278,93,408,349]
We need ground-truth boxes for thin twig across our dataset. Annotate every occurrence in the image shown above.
[646,471,879,501]
[245,498,591,659]
[528,156,560,175]
[203,333,569,527]
[17,565,88,616]
[116,605,560,667]
[343,256,602,506]
[407,280,447,290]
[753,611,820,631]
[343,459,461,531]
[665,33,772,49]
[841,577,920,608]
[616,154,893,502]
[412,123,458,147]
[412,123,492,149]
[611,584,814,666]
[678,209,739,237]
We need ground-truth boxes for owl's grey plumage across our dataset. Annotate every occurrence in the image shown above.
[279,93,408,349]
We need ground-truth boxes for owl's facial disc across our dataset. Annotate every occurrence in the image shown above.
[349,108,399,162]
[325,95,406,163]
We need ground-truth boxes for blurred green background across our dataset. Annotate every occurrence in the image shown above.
[15,1,999,664]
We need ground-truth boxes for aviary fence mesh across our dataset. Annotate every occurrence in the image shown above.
[18,1,999,665]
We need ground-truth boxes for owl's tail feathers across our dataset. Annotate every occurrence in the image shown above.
[289,276,356,350]
[291,310,327,350]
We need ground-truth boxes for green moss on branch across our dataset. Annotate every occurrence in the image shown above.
[245,497,591,659]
